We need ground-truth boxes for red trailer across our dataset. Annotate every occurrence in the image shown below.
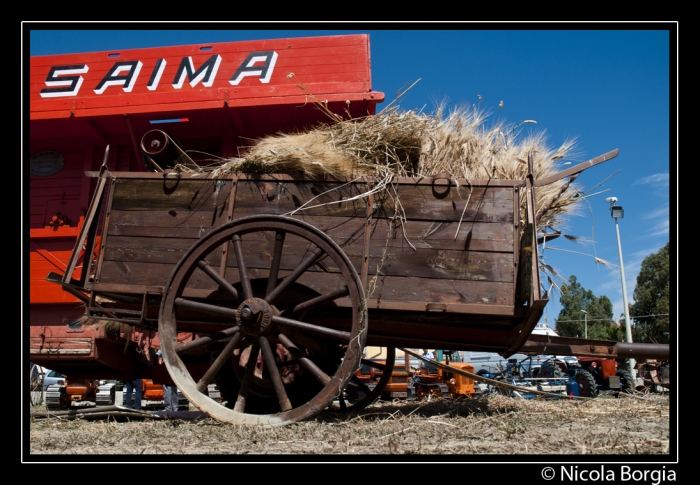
[29,34,620,425]
[29,33,385,387]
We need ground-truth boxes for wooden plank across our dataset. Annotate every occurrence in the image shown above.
[233,180,514,222]
[96,257,514,310]
[107,209,230,237]
[100,229,513,282]
[233,179,371,217]
[216,267,514,309]
[102,235,197,265]
[373,184,514,222]
[109,178,233,212]
[371,275,514,307]
[289,214,514,253]
[98,260,177,288]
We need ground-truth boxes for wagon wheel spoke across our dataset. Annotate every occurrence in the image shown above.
[265,230,286,299]
[175,326,239,355]
[233,340,260,413]
[272,315,352,342]
[259,336,293,412]
[195,332,244,393]
[232,234,253,300]
[196,259,239,302]
[174,297,238,319]
[277,333,331,386]
[265,246,325,305]
[289,286,350,315]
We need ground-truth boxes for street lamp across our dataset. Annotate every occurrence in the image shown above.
[606,196,635,376]
[581,309,588,339]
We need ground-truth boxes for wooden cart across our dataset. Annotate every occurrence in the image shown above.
[51,146,618,425]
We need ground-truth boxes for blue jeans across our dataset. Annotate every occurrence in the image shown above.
[124,379,142,410]
[162,384,178,412]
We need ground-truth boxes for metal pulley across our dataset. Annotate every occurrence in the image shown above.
[140,129,179,170]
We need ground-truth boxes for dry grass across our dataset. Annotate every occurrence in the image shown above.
[27,393,671,457]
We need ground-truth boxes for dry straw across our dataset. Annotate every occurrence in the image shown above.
[178,101,586,230]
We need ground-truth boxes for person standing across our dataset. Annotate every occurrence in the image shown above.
[123,378,142,410]
[419,349,436,375]
[123,334,152,410]
[162,384,179,412]
[156,349,179,412]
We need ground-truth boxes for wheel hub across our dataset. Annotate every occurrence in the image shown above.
[236,298,275,336]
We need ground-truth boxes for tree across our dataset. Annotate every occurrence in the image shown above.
[630,243,670,344]
[555,275,615,339]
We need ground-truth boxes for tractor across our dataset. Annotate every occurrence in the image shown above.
[571,357,635,398]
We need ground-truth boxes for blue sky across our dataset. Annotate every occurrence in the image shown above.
[26,24,675,332]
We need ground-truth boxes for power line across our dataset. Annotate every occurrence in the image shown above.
[555,313,669,323]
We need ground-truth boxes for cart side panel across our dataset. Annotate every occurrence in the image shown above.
[232,179,517,310]
[370,182,516,309]
[96,177,234,289]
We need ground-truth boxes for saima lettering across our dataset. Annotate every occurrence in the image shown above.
[39,50,278,98]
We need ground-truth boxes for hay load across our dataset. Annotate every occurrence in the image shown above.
[174,103,584,242]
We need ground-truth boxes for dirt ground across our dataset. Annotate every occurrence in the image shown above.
[25,391,673,460]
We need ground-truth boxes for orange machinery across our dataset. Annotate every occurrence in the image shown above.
[45,378,99,409]
[355,355,476,401]
[46,378,165,409]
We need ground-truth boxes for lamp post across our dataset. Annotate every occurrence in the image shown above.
[607,197,635,376]
[581,309,588,339]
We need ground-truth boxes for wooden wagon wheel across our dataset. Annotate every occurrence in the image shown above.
[159,215,367,425]
[330,347,396,413]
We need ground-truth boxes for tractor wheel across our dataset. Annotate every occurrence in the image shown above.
[541,362,564,379]
[616,368,636,394]
[574,369,599,398]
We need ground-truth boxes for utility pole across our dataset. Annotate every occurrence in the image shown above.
[606,197,635,377]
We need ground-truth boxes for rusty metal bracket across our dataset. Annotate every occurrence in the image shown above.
[520,334,670,360]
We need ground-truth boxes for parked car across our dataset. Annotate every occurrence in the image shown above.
[29,364,66,391]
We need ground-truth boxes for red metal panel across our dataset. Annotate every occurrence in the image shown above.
[30,34,384,120]
[29,144,89,229]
